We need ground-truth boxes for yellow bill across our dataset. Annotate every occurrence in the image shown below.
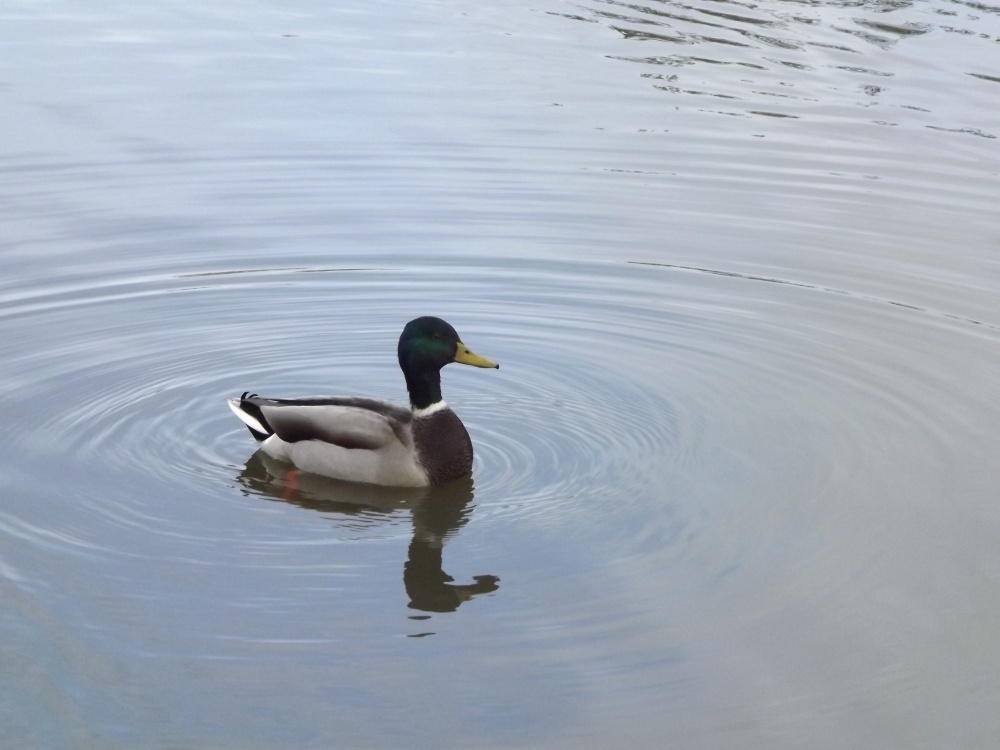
[454,342,499,369]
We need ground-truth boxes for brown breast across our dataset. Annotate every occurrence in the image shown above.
[412,408,474,485]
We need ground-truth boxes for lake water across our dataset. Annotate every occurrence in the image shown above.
[2,0,999,747]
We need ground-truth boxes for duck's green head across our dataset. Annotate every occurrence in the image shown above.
[398,316,499,375]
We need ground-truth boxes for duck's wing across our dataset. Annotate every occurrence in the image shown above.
[229,394,413,449]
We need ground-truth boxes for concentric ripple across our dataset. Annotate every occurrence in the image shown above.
[3,253,996,579]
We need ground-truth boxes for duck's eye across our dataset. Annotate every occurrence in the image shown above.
[432,333,443,340]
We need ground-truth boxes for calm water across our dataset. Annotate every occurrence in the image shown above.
[2,0,999,747]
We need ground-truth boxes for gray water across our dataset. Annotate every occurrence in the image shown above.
[2,0,999,748]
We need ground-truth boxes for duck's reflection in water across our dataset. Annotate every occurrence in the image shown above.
[236,452,499,615]
[404,492,499,613]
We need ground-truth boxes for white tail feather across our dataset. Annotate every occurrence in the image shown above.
[228,398,270,436]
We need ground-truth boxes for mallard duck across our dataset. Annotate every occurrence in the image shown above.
[228,316,499,486]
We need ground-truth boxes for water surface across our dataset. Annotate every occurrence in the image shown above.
[2,0,999,747]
